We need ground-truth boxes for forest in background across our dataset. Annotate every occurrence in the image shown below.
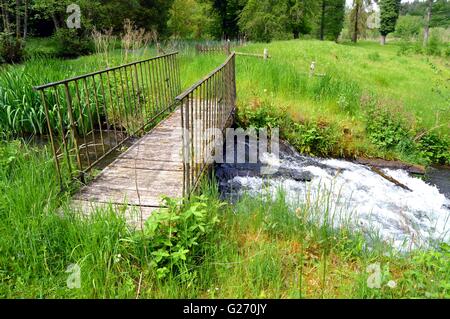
[0,1,449,45]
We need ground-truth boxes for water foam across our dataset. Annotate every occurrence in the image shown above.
[225,155,450,251]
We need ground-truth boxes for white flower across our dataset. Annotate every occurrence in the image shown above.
[386,280,397,289]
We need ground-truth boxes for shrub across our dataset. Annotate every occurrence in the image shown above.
[286,121,340,157]
[365,106,414,152]
[417,132,450,165]
[54,29,94,58]
[425,33,442,57]
[0,32,25,64]
[394,15,423,40]
[132,195,221,281]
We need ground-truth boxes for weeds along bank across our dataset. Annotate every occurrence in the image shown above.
[0,141,449,298]
[1,40,448,166]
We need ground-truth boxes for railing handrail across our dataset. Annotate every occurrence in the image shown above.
[33,51,179,91]
[175,52,235,101]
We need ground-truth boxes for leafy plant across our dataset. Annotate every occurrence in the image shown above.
[365,106,413,151]
[0,32,25,64]
[417,132,450,165]
[54,29,95,58]
[136,195,221,281]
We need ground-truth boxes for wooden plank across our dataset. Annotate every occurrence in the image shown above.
[109,158,183,171]
[70,200,160,229]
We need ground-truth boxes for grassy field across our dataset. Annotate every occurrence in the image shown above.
[0,142,449,298]
[1,39,449,163]
[1,39,450,298]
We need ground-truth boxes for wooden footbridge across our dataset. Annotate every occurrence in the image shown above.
[35,52,236,225]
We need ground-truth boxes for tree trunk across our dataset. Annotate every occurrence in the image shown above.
[380,34,386,45]
[52,13,60,31]
[320,0,326,40]
[15,0,21,39]
[352,3,360,43]
[423,0,433,46]
[1,0,10,32]
[23,0,28,40]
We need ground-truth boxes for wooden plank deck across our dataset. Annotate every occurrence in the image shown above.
[72,109,185,226]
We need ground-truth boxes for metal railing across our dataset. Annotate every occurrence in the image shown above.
[176,53,236,196]
[195,42,232,55]
[34,52,181,188]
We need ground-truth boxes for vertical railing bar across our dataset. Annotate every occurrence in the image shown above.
[185,97,191,195]
[195,87,200,181]
[82,77,99,161]
[138,62,149,122]
[132,63,144,133]
[117,68,131,135]
[63,82,84,177]
[91,75,106,154]
[146,60,158,117]
[158,56,168,111]
[40,90,63,188]
[142,60,153,118]
[105,71,120,146]
[180,98,186,197]
[124,65,137,127]
[190,93,195,189]
[159,56,168,109]
[153,57,163,113]
[99,73,112,142]
[163,55,173,107]
[53,86,73,178]
[74,81,91,167]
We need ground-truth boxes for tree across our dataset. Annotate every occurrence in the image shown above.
[287,0,317,39]
[168,0,215,39]
[423,0,433,45]
[379,0,401,45]
[318,0,345,41]
[211,0,246,39]
[238,0,287,42]
[349,0,370,43]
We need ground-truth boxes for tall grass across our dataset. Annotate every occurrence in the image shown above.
[1,141,449,298]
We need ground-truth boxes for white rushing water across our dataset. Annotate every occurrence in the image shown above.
[223,154,450,251]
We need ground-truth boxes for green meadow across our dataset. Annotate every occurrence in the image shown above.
[1,39,449,299]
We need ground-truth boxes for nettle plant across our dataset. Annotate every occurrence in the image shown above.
[133,195,222,281]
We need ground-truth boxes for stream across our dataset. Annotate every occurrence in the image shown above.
[215,139,450,251]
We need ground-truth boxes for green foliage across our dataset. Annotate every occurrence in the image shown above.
[417,132,450,165]
[401,243,450,298]
[136,195,221,281]
[425,31,443,56]
[0,32,25,64]
[320,0,346,42]
[400,0,450,29]
[287,121,340,156]
[368,52,381,61]
[365,105,413,151]
[0,140,21,176]
[168,0,216,39]
[394,15,424,40]
[238,0,289,42]
[53,29,94,58]
[238,101,341,157]
[379,0,402,36]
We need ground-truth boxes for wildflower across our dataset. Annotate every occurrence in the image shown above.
[386,280,397,289]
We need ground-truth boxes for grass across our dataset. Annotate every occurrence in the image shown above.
[0,39,449,298]
[3,39,447,163]
[0,140,449,298]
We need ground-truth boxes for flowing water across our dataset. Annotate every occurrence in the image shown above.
[215,139,450,251]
